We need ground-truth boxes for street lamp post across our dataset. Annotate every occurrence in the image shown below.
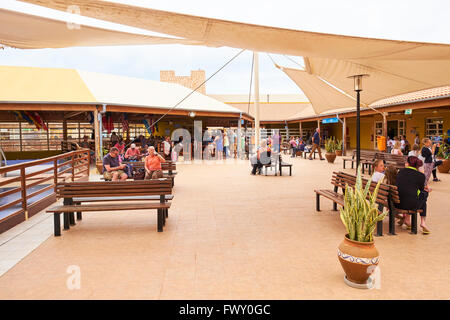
[347,74,369,171]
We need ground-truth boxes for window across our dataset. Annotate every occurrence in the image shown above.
[398,120,406,137]
[426,118,443,139]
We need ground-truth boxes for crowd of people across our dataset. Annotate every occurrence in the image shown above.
[101,133,175,182]
[370,135,448,235]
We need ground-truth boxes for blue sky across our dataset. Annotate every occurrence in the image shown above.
[1,0,449,94]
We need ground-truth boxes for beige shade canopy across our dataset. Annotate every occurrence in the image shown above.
[20,0,450,59]
[0,8,199,49]
[19,0,450,115]
[278,65,358,114]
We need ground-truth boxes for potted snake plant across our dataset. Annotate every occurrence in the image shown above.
[338,166,387,288]
[324,137,337,163]
[335,139,343,156]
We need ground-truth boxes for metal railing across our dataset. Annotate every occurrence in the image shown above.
[0,149,90,233]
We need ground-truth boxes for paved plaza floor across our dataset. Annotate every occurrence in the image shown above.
[0,155,449,299]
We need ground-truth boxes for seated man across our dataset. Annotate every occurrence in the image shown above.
[297,139,306,151]
[124,143,141,161]
[102,147,128,181]
[145,146,166,179]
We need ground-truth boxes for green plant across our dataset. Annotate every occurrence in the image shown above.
[325,137,336,153]
[339,166,387,242]
[436,134,449,160]
[335,139,343,151]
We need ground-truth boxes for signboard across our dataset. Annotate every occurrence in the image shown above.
[322,117,339,124]
[405,109,412,115]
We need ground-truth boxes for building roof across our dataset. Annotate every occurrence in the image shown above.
[370,86,450,107]
[0,65,243,114]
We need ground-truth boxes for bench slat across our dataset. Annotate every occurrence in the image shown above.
[48,202,170,213]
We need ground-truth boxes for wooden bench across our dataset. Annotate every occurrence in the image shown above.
[47,179,173,236]
[342,150,377,173]
[373,153,407,172]
[263,153,279,176]
[314,171,395,236]
[303,148,318,159]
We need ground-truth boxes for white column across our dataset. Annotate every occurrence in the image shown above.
[254,52,260,148]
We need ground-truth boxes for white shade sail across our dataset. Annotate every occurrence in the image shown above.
[19,0,450,115]
[0,8,198,49]
[278,66,357,114]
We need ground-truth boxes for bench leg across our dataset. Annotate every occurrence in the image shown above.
[63,212,70,230]
[411,212,418,234]
[157,209,163,232]
[316,193,320,212]
[388,210,396,235]
[332,201,337,211]
[54,213,61,237]
[376,220,383,237]
[343,161,346,169]
[289,166,292,176]
[76,212,82,220]
[69,212,76,226]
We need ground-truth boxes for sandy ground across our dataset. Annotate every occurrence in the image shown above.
[0,155,449,299]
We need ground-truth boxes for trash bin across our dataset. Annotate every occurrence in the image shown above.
[377,136,386,151]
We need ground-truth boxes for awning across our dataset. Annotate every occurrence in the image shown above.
[0,8,199,49]
[19,0,450,113]
[277,65,357,114]
[20,1,450,59]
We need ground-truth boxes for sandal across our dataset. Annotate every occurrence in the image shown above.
[397,217,405,226]
[421,226,431,234]
[405,224,412,230]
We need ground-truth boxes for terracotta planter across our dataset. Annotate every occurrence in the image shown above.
[338,235,379,285]
[325,152,336,163]
[437,158,450,174]
[335,150,343,156]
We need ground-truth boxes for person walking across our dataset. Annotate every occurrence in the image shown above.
[223,132,230,158]
[421,138,439,185]
[309,128,324,160]
[162,136,171,160]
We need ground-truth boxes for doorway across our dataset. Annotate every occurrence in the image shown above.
[387,120,398,139]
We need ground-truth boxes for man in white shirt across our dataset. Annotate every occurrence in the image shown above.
[163,136,171,160]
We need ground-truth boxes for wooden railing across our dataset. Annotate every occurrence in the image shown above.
[0,149,90,234]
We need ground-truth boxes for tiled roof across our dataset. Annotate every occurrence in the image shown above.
[370,86,450,107]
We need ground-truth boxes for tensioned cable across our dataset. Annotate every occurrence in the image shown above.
[283,54,304,69]
[149,48,246,130]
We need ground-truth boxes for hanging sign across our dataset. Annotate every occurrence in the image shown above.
[405,109,412,115]
[322,117,339,124]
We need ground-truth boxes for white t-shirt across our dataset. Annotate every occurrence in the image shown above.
[408,150,419,157]
[372,171,385,183]
[163,141,171,155]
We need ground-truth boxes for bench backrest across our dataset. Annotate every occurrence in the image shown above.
[56,179,172,199]
[331,171,391,207]
[374,152,406,165]
[122,161,176,171]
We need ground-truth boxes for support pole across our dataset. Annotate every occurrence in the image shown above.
[356,90,361,170]
[383,112,388,150]
[343,117,347,156]
[298,122,302,139]
[94,107,101,164]
[253,52,260,148]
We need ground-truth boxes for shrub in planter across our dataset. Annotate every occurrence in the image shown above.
[335,139,343,156]
[325,137,337,163]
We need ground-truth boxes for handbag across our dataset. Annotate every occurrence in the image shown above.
[133,168,146,180]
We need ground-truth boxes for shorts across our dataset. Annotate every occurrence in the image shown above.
[103,170,126,181]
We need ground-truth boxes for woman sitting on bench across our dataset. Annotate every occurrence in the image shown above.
[395,156,431,234]
[251,139,271,175]
[145,146,165,180]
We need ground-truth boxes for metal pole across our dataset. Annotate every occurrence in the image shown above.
[356,90,361,170]
[253,52,260,148]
